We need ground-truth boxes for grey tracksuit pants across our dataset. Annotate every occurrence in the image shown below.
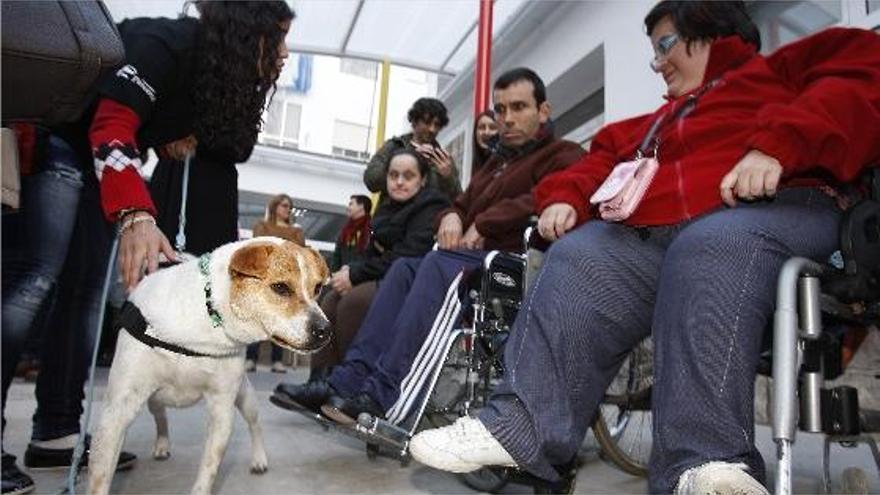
[479,188,841,493]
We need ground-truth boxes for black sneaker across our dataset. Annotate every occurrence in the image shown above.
[321,393,385,426]
[271,379,335,415]
[23,435,136,472]
[1,454,34,495]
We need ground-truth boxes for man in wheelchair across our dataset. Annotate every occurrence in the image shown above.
[409,2,880,494]
[271,68,584,426]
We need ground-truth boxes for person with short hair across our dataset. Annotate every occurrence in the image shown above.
[272,67,584,426]
[331,194,372,272]
[409,2,880,493]
[363,97,462,201]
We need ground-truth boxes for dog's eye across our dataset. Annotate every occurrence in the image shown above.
[270,282,292,297]
[313,284,322,297]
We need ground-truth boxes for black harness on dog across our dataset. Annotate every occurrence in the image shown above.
[116,301,229,358]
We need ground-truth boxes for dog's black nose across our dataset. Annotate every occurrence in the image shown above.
[309,309,331,343]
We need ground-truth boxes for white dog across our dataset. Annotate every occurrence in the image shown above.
[89,238,330,495]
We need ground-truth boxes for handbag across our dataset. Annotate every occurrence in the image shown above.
[590,156,659,221]
[1,1,124,125]
[590,79,722,222]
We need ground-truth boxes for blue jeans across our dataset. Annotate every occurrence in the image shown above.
[2,135,115,442]
[479,188,841,492]
[328,249,486,423]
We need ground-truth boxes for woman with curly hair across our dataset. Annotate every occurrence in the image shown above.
[0,3,294,490]
[107,0,296,275]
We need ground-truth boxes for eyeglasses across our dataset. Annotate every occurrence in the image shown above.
[650,33,680,71]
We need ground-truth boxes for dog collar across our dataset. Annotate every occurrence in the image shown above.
[199,254,224,328]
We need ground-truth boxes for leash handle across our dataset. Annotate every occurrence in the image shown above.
[175,152,193,253]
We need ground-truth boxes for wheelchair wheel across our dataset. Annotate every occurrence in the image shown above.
[593,338,654,477]
[461,467,511,493]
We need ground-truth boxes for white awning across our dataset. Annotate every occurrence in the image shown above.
[104,0,528,75]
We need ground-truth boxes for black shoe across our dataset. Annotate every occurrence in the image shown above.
[271,379,335,415]
[1,454,34,495]
[321,393,385,426]
[23,435,136,472]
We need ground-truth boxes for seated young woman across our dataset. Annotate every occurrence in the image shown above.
[276,149,450,394]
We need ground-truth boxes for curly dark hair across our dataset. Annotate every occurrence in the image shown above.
[193,1,294,163]
[407,97,449,128]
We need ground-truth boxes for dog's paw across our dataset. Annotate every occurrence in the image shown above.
[250,453,268,475]
[152,442,171,460]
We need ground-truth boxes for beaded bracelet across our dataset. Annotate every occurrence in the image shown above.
[120,213,156,234]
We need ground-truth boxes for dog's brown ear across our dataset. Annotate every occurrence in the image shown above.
[229,243,275,279]
[304,247,329,280]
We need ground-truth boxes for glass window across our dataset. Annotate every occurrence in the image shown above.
[258,53,439,161]
[748,1,841,53]
[283,102,302,142]
[332,120,371,161]
[263,98,284,137]
[340,58,378,80]
[870,0,880,13]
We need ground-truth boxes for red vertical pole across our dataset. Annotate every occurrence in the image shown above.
[474,0,494,117]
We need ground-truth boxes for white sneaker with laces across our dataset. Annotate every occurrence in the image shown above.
[410,416,516,473]
[675,462,769,495]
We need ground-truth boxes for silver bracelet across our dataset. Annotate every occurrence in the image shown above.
[120,213,156,234]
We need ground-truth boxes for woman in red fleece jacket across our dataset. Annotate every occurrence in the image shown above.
[409,2,880,494]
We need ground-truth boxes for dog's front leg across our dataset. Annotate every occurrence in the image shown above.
[235,375,268,474]
[190,392,236,495]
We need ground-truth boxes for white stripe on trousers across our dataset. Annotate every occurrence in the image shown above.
[386,271,464,424]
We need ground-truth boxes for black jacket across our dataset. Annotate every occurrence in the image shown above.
[348,188,450,285]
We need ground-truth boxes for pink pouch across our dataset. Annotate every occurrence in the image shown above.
[589,157,659,222]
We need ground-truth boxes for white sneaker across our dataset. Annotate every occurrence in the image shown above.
[410,416,516,473]
[675,462,769,495]
[271,361,287,373]
[244,359,256,372]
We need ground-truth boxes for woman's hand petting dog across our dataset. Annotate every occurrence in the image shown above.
[720,149,782,207]
[119,214,177,291]
[538,203,577,241]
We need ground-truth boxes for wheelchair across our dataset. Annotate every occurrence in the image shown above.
[328,229,655,494]
[770,173,880,494]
